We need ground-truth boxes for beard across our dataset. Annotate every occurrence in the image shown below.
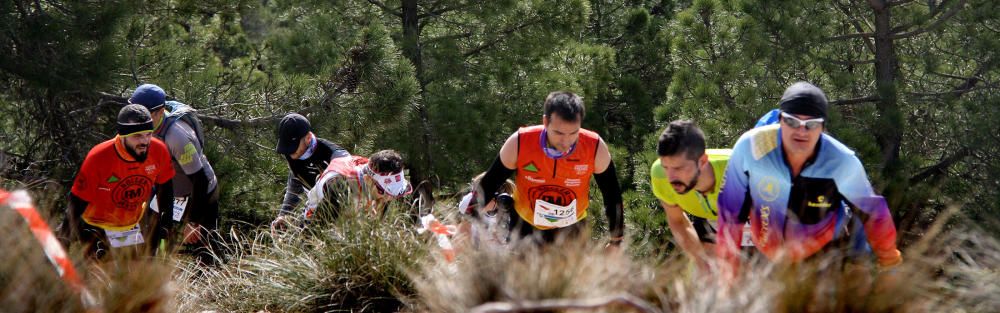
[670,166,700,195]
[126,143,149,162]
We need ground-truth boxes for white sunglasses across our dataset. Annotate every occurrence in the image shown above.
[780,112,824,130]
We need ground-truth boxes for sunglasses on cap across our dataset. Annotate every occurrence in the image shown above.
[780,112,824,130]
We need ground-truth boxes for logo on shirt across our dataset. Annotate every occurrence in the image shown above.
[756,176,781,202]
[759,205,771,248]
[107,175,120,183]
[527,185,577,207]
[179,143,197,165]
[524,176,546,184]
[574,164,589,175]
[564,178,581,187]
[112,175,153,210]
[522,162,539,173]
[145,165,156,174]
[808,195,832,208]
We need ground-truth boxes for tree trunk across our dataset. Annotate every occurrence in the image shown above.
[869,0,911,223]
[870,0,903,176]
[400,0,435,182]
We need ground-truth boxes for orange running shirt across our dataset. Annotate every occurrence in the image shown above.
[513,125,599,230]
[71,136,175,231]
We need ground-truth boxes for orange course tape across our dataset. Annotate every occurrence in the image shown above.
[417,214,458,263]
[1,189,99,310]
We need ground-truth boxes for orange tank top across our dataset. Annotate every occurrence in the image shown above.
[513,125,599,230]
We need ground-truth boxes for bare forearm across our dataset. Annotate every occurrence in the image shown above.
[664,204,705,260]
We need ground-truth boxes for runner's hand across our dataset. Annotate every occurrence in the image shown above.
[152,222,174,255]
[270,215,289,236]
[605,237,623,253]
[182,222,203,245]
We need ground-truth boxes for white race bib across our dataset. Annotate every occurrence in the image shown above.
[172,196,189,222]
[105,225,145,248]
[741,223,755,247]
[532,199,578,228]
[150,195,159,213]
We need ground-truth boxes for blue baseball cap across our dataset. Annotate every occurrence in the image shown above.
[129,84,166,112]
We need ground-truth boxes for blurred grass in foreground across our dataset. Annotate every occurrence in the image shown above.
[3,189,999,313]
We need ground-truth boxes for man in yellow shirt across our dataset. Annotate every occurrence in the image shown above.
[650,120,746,270]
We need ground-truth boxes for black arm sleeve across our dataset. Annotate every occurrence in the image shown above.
[594,160,624,239]
[59,193,89,244]
[280,172,304,216]
[156,181,174,227]
[477,155,516,204]
[187,168,209,216]
[150,182,174,254]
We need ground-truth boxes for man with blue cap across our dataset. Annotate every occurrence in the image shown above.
[130,83,222,264]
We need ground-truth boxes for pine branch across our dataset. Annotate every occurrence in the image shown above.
[462,19,543,58]
[891,0,967,39]
[909,63,991,97]
[93,83,349,131]
[832,0,876,52]
[425,31,474,45]
[469,294,661,313]
[907,85,989,97]
[930,70,976,81]
[826,32,875,41]
[830,95,881,105]
[366,0,401,17]
[418,2,477,19]
[909,147,971,184]
[887,0,917,7]
[809,49,876,66]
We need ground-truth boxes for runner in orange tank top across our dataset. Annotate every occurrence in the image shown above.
[57,104,176,259]
[476,91,624,247]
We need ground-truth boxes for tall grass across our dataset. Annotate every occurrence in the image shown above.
[177,199,428,312]
[4,186,999,313]
[408,206,1000,313]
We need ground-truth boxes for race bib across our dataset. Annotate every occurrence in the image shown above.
[532,199,578,228]
[150,196,190,222]
[172,197,189,222]
[105,225,145,248]
[741,223,754,247]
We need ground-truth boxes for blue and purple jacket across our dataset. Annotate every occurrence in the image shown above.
[716,124,902,268]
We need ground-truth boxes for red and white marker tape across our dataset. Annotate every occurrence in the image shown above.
[1,189,99,310]
[417,214,458,263]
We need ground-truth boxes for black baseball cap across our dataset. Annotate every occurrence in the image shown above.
[779,81,828,119]
[276,113,311,154]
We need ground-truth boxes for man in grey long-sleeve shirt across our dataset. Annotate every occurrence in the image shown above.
[270,113,350,231]
[132,83,222,264]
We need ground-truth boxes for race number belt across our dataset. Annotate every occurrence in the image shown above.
[532,199,578,228]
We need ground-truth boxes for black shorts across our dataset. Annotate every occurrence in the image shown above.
[508,215,587,245]
[689,214,717,244]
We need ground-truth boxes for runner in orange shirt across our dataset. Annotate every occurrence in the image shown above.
[57,104,176,259]
[476,91,624,246]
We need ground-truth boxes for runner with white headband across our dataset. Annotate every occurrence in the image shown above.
[301,149,411,221]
